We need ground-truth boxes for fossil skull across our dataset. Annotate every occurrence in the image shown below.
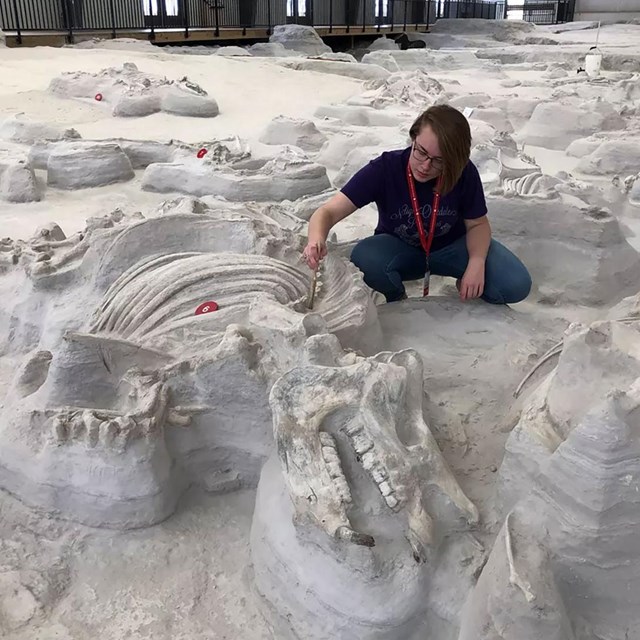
[269,349,479,562]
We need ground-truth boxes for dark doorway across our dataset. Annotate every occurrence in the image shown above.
[143,0,184,27]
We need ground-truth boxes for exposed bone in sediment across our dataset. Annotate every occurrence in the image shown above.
[90,252,310,342]
[350,431,374,455]
[270,351,477,554]
[335,525,375,547]
[502,172,562,198]
[319,431,352,505]
[505,510,536,602]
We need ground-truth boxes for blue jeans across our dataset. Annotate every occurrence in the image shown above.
[350,233,532,304]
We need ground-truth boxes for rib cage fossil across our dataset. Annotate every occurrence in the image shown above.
[90,252,310,342]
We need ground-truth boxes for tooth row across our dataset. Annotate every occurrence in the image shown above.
[371,466,388,484]
[343,422,362,437]
[351,433,374,455]
[50,409,157,450]
[319,432,352,505]
[319,432,335,447]
[353,444,402,512]
[385,494,400,509]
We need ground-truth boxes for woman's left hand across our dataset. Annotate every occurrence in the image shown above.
[459,259,485,301]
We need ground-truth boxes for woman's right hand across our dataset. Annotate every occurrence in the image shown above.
[302,240,327,271]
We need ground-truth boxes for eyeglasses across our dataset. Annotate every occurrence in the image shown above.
[412,143,444,169]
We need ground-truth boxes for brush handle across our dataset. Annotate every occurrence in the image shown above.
[306,270,318,309]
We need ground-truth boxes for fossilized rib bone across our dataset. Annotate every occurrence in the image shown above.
[502,173,561,198]
[505,510,536,602]
[269,350,478,561]
[90,252,310,342]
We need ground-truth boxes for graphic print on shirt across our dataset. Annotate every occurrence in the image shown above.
[390,202,455,247]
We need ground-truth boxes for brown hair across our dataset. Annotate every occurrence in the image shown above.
[409,104,471,195]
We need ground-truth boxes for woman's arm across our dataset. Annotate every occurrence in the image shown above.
[460,215,491,300]
[303,192,358,270]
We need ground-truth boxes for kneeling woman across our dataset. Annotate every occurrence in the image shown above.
[302,104,532,304]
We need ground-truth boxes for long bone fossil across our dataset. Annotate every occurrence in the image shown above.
[270,349,479,562]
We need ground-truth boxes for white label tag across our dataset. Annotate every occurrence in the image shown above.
[462,107,475,119]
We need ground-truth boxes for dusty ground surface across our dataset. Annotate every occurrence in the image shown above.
[1,19,639,639]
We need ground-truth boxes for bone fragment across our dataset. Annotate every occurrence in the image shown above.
[335,525,375,547]
[505,510,536,603]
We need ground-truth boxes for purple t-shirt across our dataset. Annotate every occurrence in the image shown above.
[341,147,488,253]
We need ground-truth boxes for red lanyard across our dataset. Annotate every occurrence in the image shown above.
[406,161,442,257]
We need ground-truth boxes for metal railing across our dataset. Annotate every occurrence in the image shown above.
[517,0,575,24]
[436,0,502,20]
[435,0,575,23]
[0,0,436,45]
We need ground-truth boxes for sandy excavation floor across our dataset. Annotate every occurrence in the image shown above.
[1,18,640,640]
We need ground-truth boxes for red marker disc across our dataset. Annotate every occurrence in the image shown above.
[95,93,103,102]
[195,301,219,315]
[197,148,208,159]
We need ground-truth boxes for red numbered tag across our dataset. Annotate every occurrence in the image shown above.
[95,93,103,102]
[197,148,208,159]
[195,301,219,315]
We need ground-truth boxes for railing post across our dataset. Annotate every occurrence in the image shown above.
[109,0,116,38]
[62,0,74,43]
[504,0,508,19]
[390,0,394,30]
[362,0,366,32]
[328,0,333,32]
[403,0,407,31]
[11,0,22,44]
[184,0,190,38]
[148,0,155,40]
[345,0,350,33]
[267,0,272,34]
[376,0,381,31]
[214,0,220,36]
[426,0,430,27]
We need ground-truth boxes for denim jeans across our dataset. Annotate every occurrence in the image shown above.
[350,233,532,304]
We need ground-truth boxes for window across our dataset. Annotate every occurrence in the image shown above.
[375,0,389,17]
[143,0,179,16]
[287,0,307,17]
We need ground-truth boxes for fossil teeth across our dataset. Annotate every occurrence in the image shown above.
[52,416,68,442]
[351,433,374,455]
[335,525,375,548]
[325,461,343,478]
[99,420,118,447]
[371,466,388,483]
[322,446,339,461]
[333,478,352,504]
[385,495,400,510]
[360,451,376,470]
[319,431,335,447]
[70,416,85,440]
[343,422,363,437]
[83,412,101,447]
[378,481,394,497]
[320,432,352,505]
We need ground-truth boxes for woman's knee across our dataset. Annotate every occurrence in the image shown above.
[350,235,412,301]
[483,242,532,304]
[485,269,531,304]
